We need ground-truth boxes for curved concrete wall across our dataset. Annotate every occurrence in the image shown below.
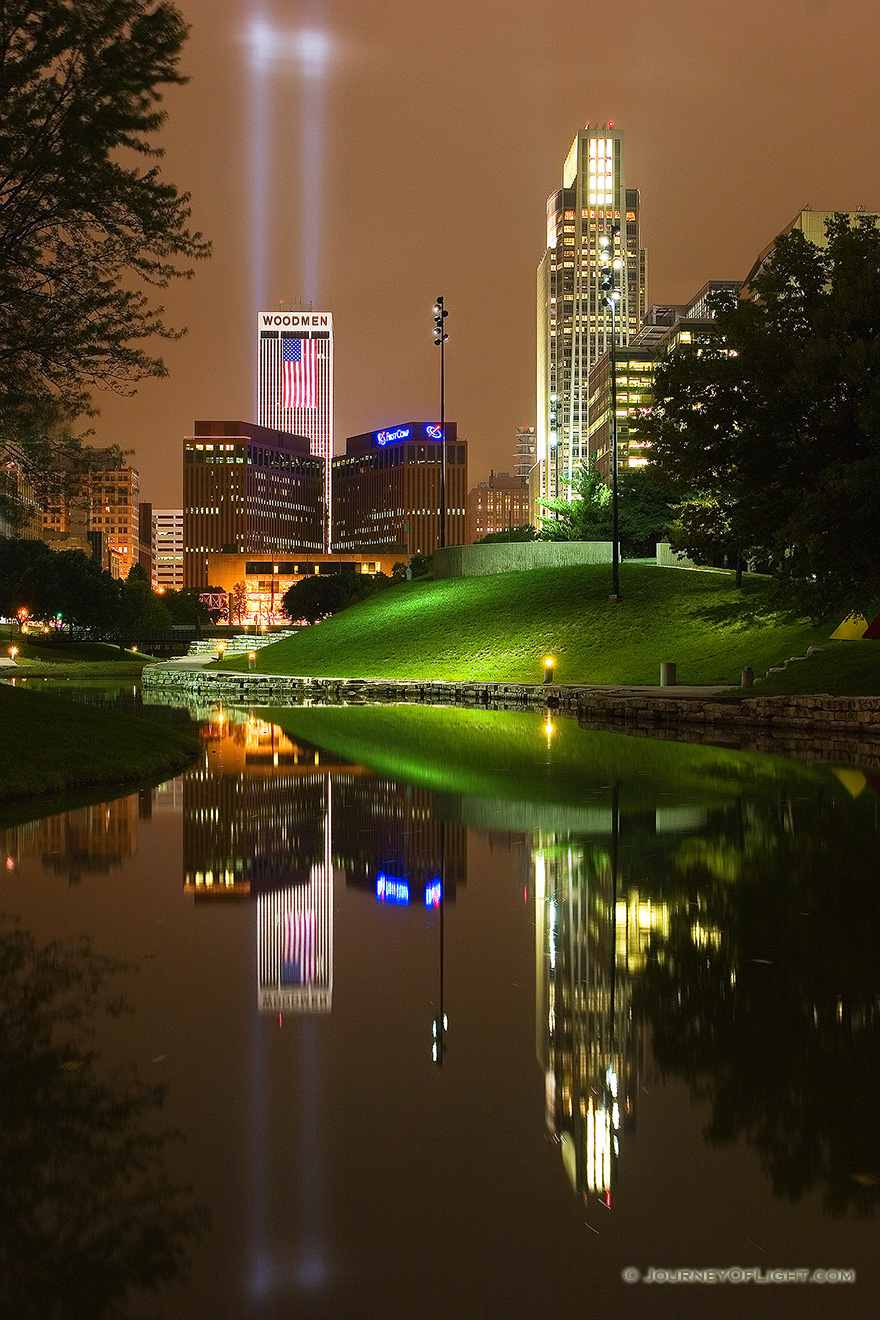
[432,541,614,578]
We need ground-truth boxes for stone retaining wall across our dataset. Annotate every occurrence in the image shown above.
[141,666,880,764]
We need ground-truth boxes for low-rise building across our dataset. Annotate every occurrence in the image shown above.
[466,472,530,543]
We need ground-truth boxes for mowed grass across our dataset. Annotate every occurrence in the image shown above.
[221,564,836,687]
[0,683,199,805]
[0,625,154,675]
[753,640,880,696]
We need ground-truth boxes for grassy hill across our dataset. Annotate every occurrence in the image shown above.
[218,564,859,688]
[0,684,199,807]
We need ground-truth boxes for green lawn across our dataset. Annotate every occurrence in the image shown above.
[0,683,199,806]
[753,640,880,696]
[0,625,155,675]
[218,564,835,688]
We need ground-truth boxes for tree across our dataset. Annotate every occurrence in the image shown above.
[118,562,171,631]
[281,572,388,624]
[229,580,247,626]
[537,460,675,556]
[636,215,880,618]
[0,536,118,629]
[476,526,537,544]
[0,0,210,483]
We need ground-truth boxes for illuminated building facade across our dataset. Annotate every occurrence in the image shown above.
[257,308,333,546]
[183,420,324,590]
[152,508,184,591]
[535,124,646,520]
[203,549,402,626]
[42,454,140,578]
[586,346,655,479]
[465,472,530,543]
[332,422,467,556]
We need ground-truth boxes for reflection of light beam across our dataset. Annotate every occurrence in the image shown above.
[244,11,333,347]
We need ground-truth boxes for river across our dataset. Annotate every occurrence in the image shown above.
[1,680,878,1318]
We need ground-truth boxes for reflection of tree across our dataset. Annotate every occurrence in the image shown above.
[634,794,880,1216]
[0,918,201,1318]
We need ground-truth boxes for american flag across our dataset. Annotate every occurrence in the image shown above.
[280,910,317,985]
[282,337,318,409]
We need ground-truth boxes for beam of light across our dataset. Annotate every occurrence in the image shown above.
[243,9,334,367]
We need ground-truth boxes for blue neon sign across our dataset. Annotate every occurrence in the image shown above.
[425,880,442,908]
[375,424,444,446]
[376,427,410,446]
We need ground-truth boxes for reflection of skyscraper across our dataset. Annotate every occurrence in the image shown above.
[183,716,351,897]
[333,776,466,907]
[1,795,140,885]
[534,832,666,1201]
[257,778,333,1015]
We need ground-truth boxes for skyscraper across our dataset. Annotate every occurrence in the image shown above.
[257,307,334,546]
[535,124,646,517]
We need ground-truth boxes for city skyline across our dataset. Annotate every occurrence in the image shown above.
[83,0,880,508]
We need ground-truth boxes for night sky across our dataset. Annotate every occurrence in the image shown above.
[89,0,879,508]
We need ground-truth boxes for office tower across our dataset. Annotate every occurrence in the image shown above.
[151,508,184,591]
[536,124,646,517]
[332,422,467,556]
[257,307,333,546]
[183,420,324,589]
[42,452,140,578]
[514,425,537,481]
[466,472,530,543]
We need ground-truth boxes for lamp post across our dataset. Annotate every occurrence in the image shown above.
[433,296,449,549]
[600,226,623,601]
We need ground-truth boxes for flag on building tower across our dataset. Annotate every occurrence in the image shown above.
[282,337,318,409]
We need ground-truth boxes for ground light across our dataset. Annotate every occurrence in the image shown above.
[543,656,554,683]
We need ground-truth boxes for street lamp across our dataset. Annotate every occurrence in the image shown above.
[600,225,623,601]
[433,296,449,549]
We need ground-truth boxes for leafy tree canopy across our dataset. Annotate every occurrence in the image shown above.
[0,0,209,471]
[282,571,390,625]
[476,525,537,544]
[636,215,880,619]
[538,460,675,556]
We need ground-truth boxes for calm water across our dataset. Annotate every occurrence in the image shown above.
[2,687,879,1319]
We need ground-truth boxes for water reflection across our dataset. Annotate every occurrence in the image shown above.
[0,917,199,1318]
[4,697,880,1316]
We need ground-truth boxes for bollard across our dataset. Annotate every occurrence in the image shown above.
[659,661,677,687]
[741,666,754,689]
[248,651,257,671]
[543,656,554,684]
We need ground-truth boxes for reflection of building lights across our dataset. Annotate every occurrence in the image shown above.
[376,874,409,905]
[425,880,442,908]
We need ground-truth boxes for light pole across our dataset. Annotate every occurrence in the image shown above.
[600,226,623,601]
[433,296,449,549]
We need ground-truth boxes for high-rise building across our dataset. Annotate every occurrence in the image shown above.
[183,420,324,590]
[331,422,467,556]
[42,452,140,578]
[257,307,333,546]
[151,508,184,592]
[535,124,646,521]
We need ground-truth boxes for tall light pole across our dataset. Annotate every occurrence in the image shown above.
[600,226,623,601]
[433,296,449,549]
